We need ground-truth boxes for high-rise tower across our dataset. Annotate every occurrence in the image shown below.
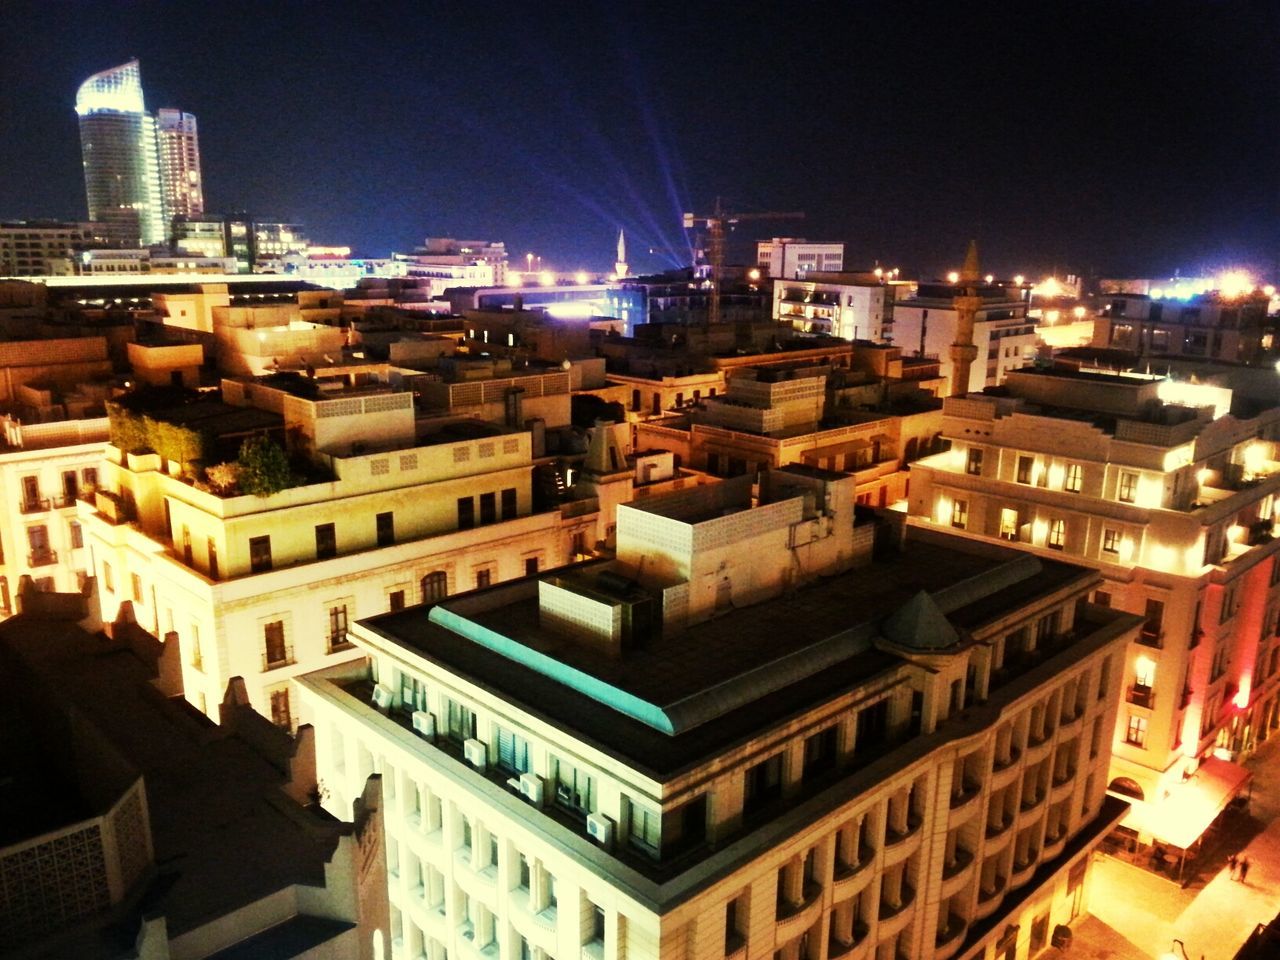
[75,60,167,247]
[156,108,204,219]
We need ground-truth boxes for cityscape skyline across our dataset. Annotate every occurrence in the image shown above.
[0,1,1275,278]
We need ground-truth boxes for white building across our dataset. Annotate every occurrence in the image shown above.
[757,238,844,280]
[156,108,204,219]
[773,272,903,342]
[892,282,1036,395]
[298,466,1138,960]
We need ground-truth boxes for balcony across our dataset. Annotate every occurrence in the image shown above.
[1127,684,1154,708]
[27,549,57,567]
[1136,629,1163,649]
[18,497,49,514]
[262,645,295,671]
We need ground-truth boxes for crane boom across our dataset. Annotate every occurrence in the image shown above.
[683,199,803,325]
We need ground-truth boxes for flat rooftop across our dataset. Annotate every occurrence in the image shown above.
[355,530,1093,777]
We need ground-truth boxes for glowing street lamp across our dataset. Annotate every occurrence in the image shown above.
[946,271,960,284]
[574,271,589,285]
[526,252,534,274]
[538,271,554,287]
[1013,274,1025,286]
[748,268,761,282]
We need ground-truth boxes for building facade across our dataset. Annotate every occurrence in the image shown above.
[907,368,1280,854]
[773,273,903,343]
[156,108,205,219]
[756,238,845,279]
[298,468,1137,960]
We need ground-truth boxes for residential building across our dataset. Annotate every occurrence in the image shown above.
[0,592,386,959]
[298,466,1137,960]
[79,372,582,726]
[893,279,1036,396]
[1099,291,1270,364]
[756,237,845,279]
[171,214,227,258]
[774,272,908,342]
[636,355,942,507]
[907,367,1279,859]
[0,221,105,277]
[156,108,204,219]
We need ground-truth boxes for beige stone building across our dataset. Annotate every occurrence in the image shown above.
[79,372,588,727]
[907,367,1280,859]
[297,466,1137,960]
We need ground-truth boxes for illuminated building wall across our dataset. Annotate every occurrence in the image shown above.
[756,237,845,279]
[75,61,167,248]
[1099,291,1270,364]
[156,108,204,219]
[907,367,1280,844]
[298,474,1136,960]
[0,221,103,277]
[773,274,898,342]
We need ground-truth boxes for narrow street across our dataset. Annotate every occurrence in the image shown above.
[1080,734,1280,959]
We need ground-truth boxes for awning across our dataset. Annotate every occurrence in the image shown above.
[1124,757,1252,849]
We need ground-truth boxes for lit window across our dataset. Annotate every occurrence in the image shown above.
[1064,463,1083,493]
[1047,519,1066,550]
[1124,714,1148,747]
[1118,471,1138,503]
[951,499,969,529]
[966,448,983,476]
[1016,455,1034,484]
[1102,528,1121,555]
[999,508,1019,541]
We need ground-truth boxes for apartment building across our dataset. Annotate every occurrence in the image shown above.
[79,372,584,727]
[892,283,1035,396]
[756,238,845,279]
[907,367,1280,858]
[773,272,908,342]
[636,361,942,507]
[0,220,104,277]
[298,466,1137,960]
[1099,291,1270,363]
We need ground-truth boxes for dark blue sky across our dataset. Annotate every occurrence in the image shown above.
[1,1,1276,279]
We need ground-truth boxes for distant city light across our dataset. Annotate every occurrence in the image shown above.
[1265,284,1276,297]
[538,271,554,286]
[873,267,883,278]
[748,268,762,281]
[574,271,589,285]
[984,274,994,283]
[1073,306,1087,319]
[509,273,523,287]
[1217,270,1254,298]
[1034,276,1063,298]
[946,271,960,284]
[1013,274,1025,286]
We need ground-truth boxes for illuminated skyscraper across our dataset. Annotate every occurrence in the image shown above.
[75,60,166,247]
[157,107,204,219]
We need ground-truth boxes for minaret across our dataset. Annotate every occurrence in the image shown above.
[614,229,629,279]
[948,239,983,397]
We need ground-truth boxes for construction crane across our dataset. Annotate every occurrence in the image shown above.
[683,199,804,325]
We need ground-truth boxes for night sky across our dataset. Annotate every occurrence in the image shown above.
[1,1,1276,280]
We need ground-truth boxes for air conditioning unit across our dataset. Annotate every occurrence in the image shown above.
[586,813,614,848]
[463,738,487,772]
[518,773,544,806]
[411,711,436,739]
[371,683,395,710]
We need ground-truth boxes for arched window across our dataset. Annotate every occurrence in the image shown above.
[1108,777,1144,800]
[421,571,448,603]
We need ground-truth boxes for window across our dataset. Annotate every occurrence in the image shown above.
[103,560,114,593]
[263,620,289,668]
[475,568,492,589]
[1064,463,1083,493]
[1134,658,1155,689]
[1047,518,1065,550]
[1094,590,1112,607]
[208,538,219,579]
[1016,455,1034,484]
[457,496,475,529]
[479,492,497,525]
[1142,599,1164,641]
[965,448,983,476]
[1102,528,1121,555]
[501,487,518,519]
[1118,471,1138,503]
[82,467,97,490]
[131,572,144,603]
[725,896,746,954]
[1124,714,1148,747]
[389,589,405,612]
[552,757,594,815]
[249,535,272,573]
[270,688,291,728]
[376,512,394,547]
[69,520,83,549]
[950,499,968,529]
[999,508,1019,541]
[496,727,530,773]
[524,556,539,576]
[446,698,476,742]
[421,571,448,602]
[743,753,783,816]
[328,604,349,651]
[62,470,78,501]
[629,804,660,855]
[315,522,336,559]
[802,726,837,778]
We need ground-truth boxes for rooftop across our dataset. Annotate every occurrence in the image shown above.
[354,529,1094,777]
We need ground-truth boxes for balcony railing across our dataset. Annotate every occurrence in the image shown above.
[1127,684,1155,708]
[1136,629,1163,649]
[262,645,295,671]
[18,497,49,514]
[28,549,58,567]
